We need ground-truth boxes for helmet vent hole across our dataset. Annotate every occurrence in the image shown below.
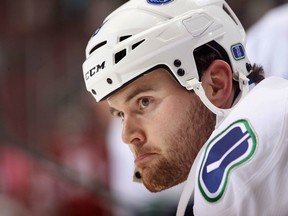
[174,59,182,67]
[115,49,127,64]
[89,41,107,55]
[119,35,132,42]
[177,69,185,76]
[107,78,113,84]
[132,39,145,50]
[91,89,97,95]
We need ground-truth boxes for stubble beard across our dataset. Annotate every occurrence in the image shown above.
[141,97,215,192]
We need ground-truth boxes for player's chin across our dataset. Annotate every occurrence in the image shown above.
[141,168,175,193]
[143,181,167,193]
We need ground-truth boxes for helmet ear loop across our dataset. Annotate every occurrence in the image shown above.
[186,78,231,117]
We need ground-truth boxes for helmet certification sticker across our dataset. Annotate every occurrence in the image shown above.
[147,0,174,5]
[198,119,257,202]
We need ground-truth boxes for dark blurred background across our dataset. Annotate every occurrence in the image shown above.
[0,0,287,215]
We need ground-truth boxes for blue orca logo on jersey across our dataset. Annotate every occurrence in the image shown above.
[147,0,174,5]
[198,119,257,202]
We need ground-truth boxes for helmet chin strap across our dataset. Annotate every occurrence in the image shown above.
[186,73,250,117]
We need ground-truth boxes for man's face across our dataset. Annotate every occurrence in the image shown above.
[108,68,215,192]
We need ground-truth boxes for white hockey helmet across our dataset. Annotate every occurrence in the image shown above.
[82,0,251,116]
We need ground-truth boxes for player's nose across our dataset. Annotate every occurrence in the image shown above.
[121,114,146,146]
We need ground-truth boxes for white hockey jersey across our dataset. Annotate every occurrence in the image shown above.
[178,77,288,216]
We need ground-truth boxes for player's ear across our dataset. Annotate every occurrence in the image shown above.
[201,60,234,109]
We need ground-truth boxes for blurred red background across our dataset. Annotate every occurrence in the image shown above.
[0,0,285,215]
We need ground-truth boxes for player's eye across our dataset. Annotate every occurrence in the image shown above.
[139,97,150,109]
[117,111,124,120]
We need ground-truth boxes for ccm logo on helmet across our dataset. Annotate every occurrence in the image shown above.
[147,0,174,5]
[85,61,106,80]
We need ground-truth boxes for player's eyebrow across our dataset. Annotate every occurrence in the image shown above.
[124,85,154,103]
[109,85,154,116]
[108,85,155,116]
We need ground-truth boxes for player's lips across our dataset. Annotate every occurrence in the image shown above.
[134,153,158,166]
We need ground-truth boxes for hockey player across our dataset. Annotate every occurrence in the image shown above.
[82,0,288,215]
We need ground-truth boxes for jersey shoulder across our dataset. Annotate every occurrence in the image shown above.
[194,77,288,215]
